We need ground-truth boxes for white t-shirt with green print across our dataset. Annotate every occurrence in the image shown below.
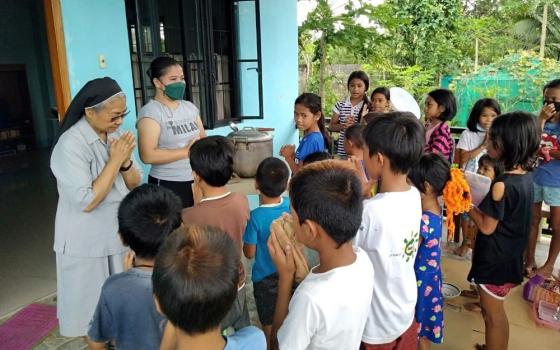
[353,187,422,345]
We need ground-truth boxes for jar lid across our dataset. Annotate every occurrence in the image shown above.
[227,127,272,142]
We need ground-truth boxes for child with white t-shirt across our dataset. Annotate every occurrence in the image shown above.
[268,160,374,350]
[455,99,501,257]
[354,112,424,350]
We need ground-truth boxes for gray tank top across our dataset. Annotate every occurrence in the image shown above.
[137,99,200,182]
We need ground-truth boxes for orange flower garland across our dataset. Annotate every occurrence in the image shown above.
[442,168,472,241]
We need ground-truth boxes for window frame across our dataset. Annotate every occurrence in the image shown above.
[125,0,264,129]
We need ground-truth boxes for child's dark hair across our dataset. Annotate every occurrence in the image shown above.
[408,154,451,196]
[289,160,363,247]
[488,111,540,171]
[118,184,182,259]
[303,151,330,165]
[478,154,504,179]
[147,56,181,83]
[256,157,289,198]
[347,71,370,91]
[363,112,385,124]
[347,71,370,122]
[427,89,457,122]
[345,124,365,148]
[190,136,234,187]
[543,79,560,93]
[466,98,501,132]
[371,87,390,101]
[295,93,331,151]
[363,112,425,174]
[152,225,239,335]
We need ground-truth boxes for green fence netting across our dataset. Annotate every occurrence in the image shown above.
[442,51,560,127]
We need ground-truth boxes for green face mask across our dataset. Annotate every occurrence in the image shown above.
[163,81,186,101]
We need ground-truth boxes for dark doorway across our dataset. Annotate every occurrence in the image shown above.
[0,65,35,157]
[0,0,59,317]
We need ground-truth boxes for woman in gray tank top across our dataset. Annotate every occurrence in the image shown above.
[137,57,206,208]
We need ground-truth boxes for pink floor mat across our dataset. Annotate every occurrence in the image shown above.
[0,303,58,350]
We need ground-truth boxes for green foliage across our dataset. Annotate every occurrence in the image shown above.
[299,0,385,110]
[464,0,538,19]
[298,0,560,116]
[304,62,340,113]
[383,0,463,72]
[510,1,560,58]
[362,64,437,100]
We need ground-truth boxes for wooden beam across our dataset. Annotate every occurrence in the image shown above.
[539,3,548,60]
[44,0,71,121]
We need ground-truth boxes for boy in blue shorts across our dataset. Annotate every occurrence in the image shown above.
[243,157,290,346]
[527,79,560,278]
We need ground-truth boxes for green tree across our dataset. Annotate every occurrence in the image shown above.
[299,0,383,103]
[298,0,556,112]
[380,0,463,73]
[510,1,560,59]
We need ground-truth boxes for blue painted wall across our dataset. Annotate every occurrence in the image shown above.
[60,0,136,131]
[60,0,140,167]
[60,0,298,178]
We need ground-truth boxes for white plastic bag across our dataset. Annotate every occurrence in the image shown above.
[464,171,492,207]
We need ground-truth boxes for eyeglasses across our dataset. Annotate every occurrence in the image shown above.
[109,109,130,122]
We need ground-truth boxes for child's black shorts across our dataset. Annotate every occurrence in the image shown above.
[253,273,280,326]
[253,273,299,326]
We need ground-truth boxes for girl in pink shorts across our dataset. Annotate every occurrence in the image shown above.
[466,112,540,350]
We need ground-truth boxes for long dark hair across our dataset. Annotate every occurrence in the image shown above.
[347,71,370,122]
[294,93,331,152]
[466,98,501,132]
[147,56,181,84]
[489,112,540,171]
[51,77,122,149]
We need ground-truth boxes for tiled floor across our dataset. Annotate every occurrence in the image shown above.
[0,151,257,318]
[1,151,559,349]
[437,248,560,350]
[0,150,57,318]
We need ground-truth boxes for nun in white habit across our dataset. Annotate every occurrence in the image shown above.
[50,77,141,336]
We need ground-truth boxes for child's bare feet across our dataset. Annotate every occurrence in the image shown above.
[524,261,537,277]
[454,243,471,257]
[534,265,554,278]
[418,337,431,350]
